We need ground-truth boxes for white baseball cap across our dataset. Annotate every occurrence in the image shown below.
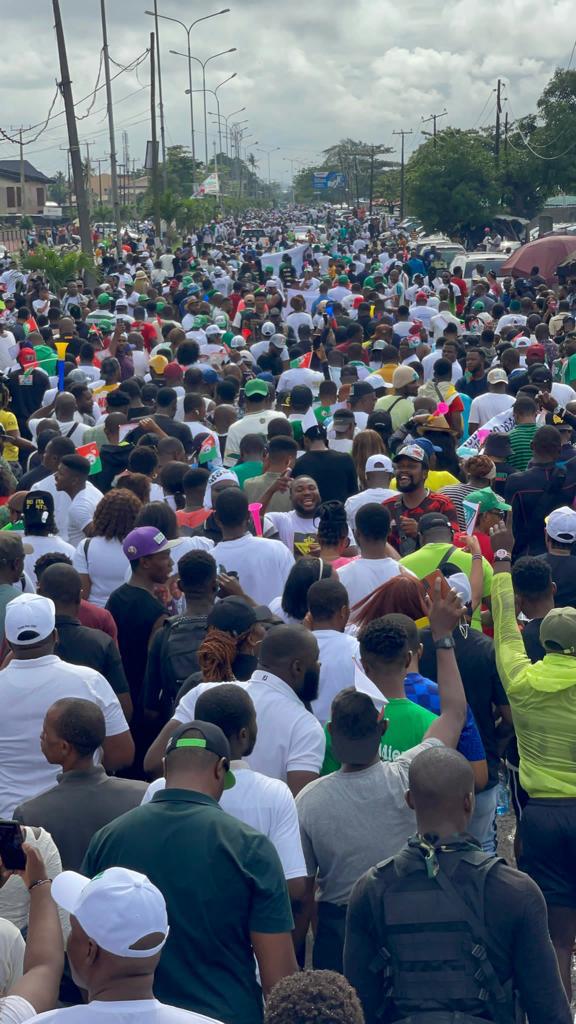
[446,572,472,606]
[205,324,222,338]
[487,368,508,385]
[545,506,576,543]
[5,593,55,647]
[51,867,169,959]
[261,321,276,337]
[365,454,393,474]
[230,334,246,349]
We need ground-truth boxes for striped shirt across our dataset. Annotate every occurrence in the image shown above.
[439,482,477,530]
[508,424,537,472]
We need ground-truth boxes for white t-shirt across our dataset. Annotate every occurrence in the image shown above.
[0,995,35,1024]
[551,382,576,405]
[421,350,462,384]
[224,410,286,466]
[468,392,514,427]
[311,629,360,725]
[248,339,289,363]
[174,670,326,783]
[344,488,396,529]
[264,510,353,557]
[23,535,76,585]
[211,534,294,606]
[0,655,129,818]
[28,419,86,447]
[408,304,435,328]
[30,476,70,540]
[429,312,463,341]
[0,919,24,998]
[142,764,306,880]
[337,557,410,608]
[72,536,131,607]
[0,332,17,372]
[326,286,351,303]
[277,368,324,394]
[286,312,313,337]
[22,999,224,1024]
[67,484,102,549]
[495,313,527,336]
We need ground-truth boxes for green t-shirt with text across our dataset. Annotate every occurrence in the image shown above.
[321,697,437,775]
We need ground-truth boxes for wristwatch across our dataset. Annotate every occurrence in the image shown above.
[493,549,511,562]
[433,635,456,650]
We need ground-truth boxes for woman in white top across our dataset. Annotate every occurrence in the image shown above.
[73,488,142,607]
[269,556,333,624]
[22,492,76,586]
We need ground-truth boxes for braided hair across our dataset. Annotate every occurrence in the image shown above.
[317,501,349,548]
[197,626,250,682]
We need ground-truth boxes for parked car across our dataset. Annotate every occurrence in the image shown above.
[449,251,508,286]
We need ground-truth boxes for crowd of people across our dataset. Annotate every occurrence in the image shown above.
[0,205,576,1023]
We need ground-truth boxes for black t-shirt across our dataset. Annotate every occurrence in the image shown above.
[454,374,489,399]
[541,552,576,607]
[291,448,358,502]
[521,617,545,663]
[55,615,129,695]
[106,583,166,702]
[420,626,508,784]
[19,464,50,490]
[5,368,48,434]
[491,461,517,499]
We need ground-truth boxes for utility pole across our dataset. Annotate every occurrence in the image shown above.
[52,0,94,268]
[495,78,502,166]
[95,158,103,207]
[504,111,509,168]
[19,129,27,216]
[100,0,121,255]
[85,141,92,215]
[152,0,168,191]
[421,109,447,146]
[122,131,130,212]
[368,147,376,215]
[392,128,413,220]
[150,32,161,241]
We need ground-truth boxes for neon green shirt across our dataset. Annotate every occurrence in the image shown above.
[321,697,437,775]
[493,571,576,798]
[400,542,492,631]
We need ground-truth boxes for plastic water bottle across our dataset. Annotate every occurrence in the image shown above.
[496,766,510,816]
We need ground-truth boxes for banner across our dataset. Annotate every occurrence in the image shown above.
[464,409,516,452]
[313,171,346,191]
[284,287,320,317]
[195,173,220,197]
[264,243,309,277]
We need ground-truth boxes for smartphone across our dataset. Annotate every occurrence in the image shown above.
[0,820,26,870]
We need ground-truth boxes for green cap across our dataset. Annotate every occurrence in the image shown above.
[156,300,166,312]
[182,275,193,286]
[472,300,485,312]
[265,265,274,273]
[540,607,576,656]
[338,274,349,284]
[363,276,375,289]
[466,488,511,514]
[97,293,112,307]
[245,378,269,399]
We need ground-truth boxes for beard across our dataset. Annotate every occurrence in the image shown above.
[300,667,320,703]
[396,477,420,493]
[294,501,320,519]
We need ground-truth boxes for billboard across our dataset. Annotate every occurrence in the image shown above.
[312,171,346,191]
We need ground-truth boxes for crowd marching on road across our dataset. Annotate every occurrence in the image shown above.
[1,204,576,1024]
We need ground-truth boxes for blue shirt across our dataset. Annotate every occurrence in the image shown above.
[404,672,486,762]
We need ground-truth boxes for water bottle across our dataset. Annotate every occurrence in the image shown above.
[496,765,510,816]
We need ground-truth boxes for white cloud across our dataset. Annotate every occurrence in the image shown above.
[0,0,572,184]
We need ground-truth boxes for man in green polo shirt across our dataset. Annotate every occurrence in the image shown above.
[82,721,297,1024]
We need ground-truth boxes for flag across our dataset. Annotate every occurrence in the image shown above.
[290,351,313,369]
[198,434,218,465]
[462,500,480,536]
[76,441,102,476]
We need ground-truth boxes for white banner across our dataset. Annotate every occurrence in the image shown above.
[284,287,320,316]
[265,243,309,277]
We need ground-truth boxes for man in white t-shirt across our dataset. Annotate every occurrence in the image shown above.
[0,594,133,818]
[224,378,286,466]
[55,454,102,548]
[35,864,225,1024]
[468,368,515,432]
[211,488,294,606]
[306,577,360,725]
[408,292,436,330]
[344,454,395,529]
[146,625,325,798]
[248,331,289,367]
[142,684,307,891]
[338,501,410,608]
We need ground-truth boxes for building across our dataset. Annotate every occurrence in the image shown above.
[0,160,52,218]
[88,172,149,208]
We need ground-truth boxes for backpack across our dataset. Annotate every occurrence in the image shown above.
[161,614,208,707]
[365,840,516,1024]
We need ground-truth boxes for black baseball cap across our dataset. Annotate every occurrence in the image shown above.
[207,596,268,636]
[350,381,374,402]
[419,512,452,534]
[165,722,236,789]
[23,490,54,525]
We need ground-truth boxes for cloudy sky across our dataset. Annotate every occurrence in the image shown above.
[0,0,572,186]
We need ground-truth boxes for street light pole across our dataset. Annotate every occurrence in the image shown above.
[173,48,236,168]
[145,9,231,192]
[213,107,245,157]
[187,75,236,164]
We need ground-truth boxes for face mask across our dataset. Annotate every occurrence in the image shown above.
[300,667,320,704]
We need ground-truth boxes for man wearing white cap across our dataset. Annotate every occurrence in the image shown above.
[0,594,133,818]
[34,866,224,1023]
[543,505,576,607]
[468,368,514,433]
[344,455,395,529]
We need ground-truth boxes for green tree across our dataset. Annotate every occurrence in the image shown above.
[48,171,68,206]
[22,246,95,290]
[406,129,500,236]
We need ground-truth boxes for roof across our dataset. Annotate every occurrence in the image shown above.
[544,195,576,208]
[0,160,52,184]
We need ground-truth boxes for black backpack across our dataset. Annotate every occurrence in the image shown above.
[365,839,516,1024]
[160,614,208,709]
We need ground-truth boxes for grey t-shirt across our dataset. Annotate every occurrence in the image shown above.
[296,738,443,905]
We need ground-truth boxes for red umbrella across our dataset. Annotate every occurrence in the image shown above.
[500,235,576,285]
